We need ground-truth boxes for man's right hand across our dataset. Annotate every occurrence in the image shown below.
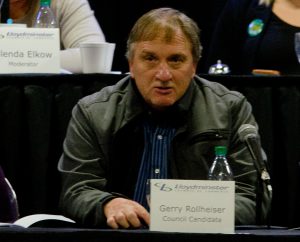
[103,197,150,229]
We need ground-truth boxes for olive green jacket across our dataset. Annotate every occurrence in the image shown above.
[58,75,272,227]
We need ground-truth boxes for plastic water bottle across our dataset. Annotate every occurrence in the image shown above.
[208,146,234,181]
[33,0,57,28]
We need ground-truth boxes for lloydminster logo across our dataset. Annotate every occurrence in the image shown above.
[154,183,173,192]
[2,31,56,40]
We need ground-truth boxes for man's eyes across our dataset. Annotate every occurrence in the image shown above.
[144,55,157,61]
[169,55,185,63]
[142,54,185,63]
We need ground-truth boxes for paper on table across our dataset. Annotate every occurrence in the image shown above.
[13,214,75,228]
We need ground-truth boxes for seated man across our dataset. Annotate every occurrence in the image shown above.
[58,7,272,229]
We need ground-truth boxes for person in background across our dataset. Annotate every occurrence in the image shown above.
[205,0,300,75]
[9,0,105,73]
[58,7,271,229]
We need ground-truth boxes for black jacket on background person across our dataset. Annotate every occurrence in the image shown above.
[58,75,272,227]
[205,0,300,75]
[205,0,272,74]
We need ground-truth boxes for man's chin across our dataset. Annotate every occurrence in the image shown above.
[150,100,175,111]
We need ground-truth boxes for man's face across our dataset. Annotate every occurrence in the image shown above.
[129,30,197,111]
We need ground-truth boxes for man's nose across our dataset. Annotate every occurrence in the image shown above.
[155,64,172,80]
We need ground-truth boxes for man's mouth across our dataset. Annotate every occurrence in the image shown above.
[154,87,172,94]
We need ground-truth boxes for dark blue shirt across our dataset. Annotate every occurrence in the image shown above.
[133,119,176,210]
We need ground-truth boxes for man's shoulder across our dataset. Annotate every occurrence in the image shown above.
[194,75,244,99]
[78,75,131,107]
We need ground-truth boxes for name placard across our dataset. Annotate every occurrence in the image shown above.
[0,27,60,73]
[150,179,235,234]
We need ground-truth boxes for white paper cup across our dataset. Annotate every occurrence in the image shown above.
[80,42,116,73]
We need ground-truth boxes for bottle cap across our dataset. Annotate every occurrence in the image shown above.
[6,18,13,24]
[215,146,227,156]
[40,0,51,5]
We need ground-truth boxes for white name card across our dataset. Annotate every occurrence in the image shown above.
[0,27,60,73]
[150,179,235,234]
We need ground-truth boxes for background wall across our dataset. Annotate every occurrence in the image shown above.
[89,0,228,73]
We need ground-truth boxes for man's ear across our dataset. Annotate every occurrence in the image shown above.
[128,61,134,78]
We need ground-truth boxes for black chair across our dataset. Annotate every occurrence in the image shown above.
[0,165,19,223]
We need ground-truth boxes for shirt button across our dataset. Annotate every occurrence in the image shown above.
[155,169,160,174]
[157,135,163,140]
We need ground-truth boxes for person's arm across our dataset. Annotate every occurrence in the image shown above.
[104,198,150,229]
[54,0,106,73]
[58,100,150,228]
[56,0,105,48]
[58,102,113,227]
